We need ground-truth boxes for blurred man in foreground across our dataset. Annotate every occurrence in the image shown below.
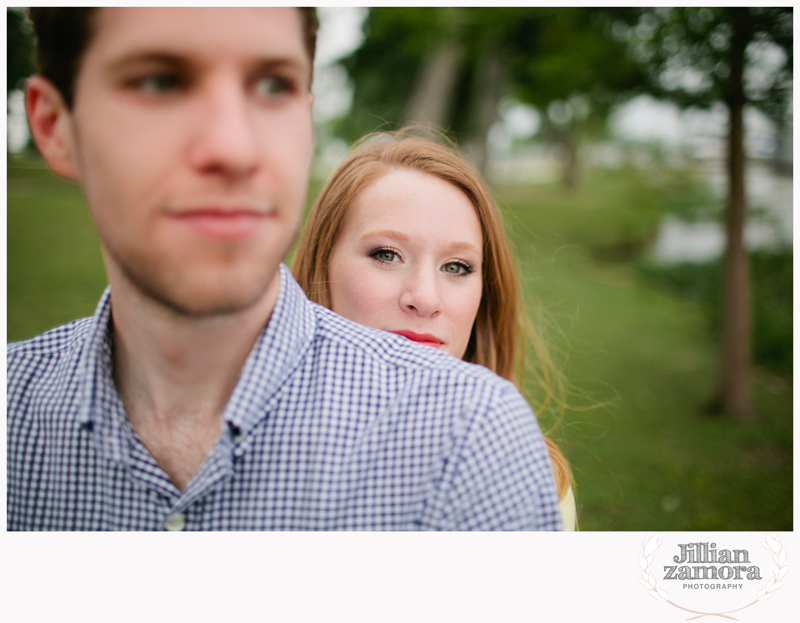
[7,7,562,530]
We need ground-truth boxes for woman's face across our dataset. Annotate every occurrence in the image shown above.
[328,168,483,359]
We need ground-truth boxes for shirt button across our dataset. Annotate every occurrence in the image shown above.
[234,433,246,444]
[165,513,186,531]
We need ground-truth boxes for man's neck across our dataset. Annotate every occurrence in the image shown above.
[108,265,282,490]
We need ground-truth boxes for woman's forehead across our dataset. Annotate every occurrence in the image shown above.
[345,169,482,253]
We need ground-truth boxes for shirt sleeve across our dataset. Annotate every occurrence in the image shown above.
[423,382,564,531]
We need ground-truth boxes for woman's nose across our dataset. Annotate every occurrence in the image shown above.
[399,270,442,318]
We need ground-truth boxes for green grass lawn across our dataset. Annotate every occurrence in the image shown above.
[7,154,792,530]
[496,171,792,531]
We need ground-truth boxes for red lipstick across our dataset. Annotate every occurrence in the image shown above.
[390,330,444,348]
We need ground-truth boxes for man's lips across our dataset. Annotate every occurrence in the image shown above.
[390,330,444,348]
[170,208,269,240]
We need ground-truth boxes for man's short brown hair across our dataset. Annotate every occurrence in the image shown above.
[28,7,319,109]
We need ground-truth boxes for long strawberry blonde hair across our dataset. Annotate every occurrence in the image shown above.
[291,131,571,497]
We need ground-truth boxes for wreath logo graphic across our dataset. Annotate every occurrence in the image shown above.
[638,534,787,620]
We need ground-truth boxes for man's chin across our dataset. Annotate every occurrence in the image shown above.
[155,289,271,318]
[122,264,280,319]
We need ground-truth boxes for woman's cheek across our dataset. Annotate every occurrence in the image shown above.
[333,264,388,324]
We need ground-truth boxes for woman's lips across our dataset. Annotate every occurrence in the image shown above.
[171,209,267,240]
[390,330,444,348]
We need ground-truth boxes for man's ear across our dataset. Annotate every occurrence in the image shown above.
[25,75,80,180]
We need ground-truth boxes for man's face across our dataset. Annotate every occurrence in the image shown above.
[67,8,313,315]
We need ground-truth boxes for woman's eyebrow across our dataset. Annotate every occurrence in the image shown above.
[360,229,410,243]
[360,230,482,256]
[446,241,482,255]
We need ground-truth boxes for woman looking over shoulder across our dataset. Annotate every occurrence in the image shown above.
[291,132,576,529]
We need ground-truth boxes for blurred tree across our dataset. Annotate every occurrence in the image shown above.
[337,7,644,183]
[620,7,792,420]
[505,7,644,189]
[337,9,444,140]
[7,8,36,94]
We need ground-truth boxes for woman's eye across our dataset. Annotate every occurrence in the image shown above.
[254,76,291,99]
[443,261,471,275]
[370,248,400,264]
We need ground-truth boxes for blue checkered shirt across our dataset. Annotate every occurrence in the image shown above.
[7,264,562,531]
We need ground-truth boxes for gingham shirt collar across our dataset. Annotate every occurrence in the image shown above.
[75,263,314,462]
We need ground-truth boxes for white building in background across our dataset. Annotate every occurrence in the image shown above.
[488,94,785,185]
[609,95,792,262]
[7,90,30,154]
[609,94,781,162]
[485,94,792,263]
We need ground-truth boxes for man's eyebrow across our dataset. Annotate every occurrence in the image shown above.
[252,58,309,73]
[250,57,312,85]
[104,52,308,74]
[360,229,410,243]
[105,51,191,74]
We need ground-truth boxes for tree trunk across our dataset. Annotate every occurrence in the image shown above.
[403,41,463,133]
[711,9,754,420]
[463,47,507,176]
[561,125,579,191]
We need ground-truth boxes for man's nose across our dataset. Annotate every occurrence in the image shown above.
[399,269,443,318]
[188,78,258,179]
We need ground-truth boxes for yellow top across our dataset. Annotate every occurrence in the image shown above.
[560,485,577,531]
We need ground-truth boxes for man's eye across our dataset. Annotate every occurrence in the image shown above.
[254,76,291,99]
[443,261,471,275]
[135,74,182,94]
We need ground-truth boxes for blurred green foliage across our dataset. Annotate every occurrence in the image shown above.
[8,155,790,531]
[639,251,793,375]
[7,7,36,93]
[337,8,643,141]
[621,7,792,125]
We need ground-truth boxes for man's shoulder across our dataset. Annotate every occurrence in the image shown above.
[308,302,510,390]
[7,317,94,380]
[8,317,94,357]
[302,305,560,531]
